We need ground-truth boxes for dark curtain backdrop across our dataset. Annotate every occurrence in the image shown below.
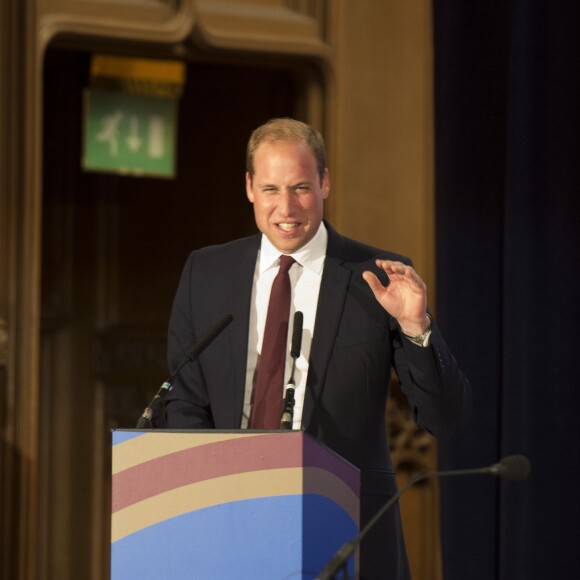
[434,1,580,578]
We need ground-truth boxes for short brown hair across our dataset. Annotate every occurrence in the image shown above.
[246,118,327,183]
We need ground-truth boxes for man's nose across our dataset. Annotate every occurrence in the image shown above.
[278,189,296,215]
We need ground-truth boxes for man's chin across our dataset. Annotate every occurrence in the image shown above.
[268,234,306,254]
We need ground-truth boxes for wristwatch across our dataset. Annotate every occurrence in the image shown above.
[402,314,432,348]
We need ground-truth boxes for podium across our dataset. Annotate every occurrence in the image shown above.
[111,430,360,579]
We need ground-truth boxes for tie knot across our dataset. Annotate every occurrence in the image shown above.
[278,255,295,274]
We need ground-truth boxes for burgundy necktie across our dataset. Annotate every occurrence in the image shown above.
[249,255,295,429]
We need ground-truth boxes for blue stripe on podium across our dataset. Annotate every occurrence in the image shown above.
[111,494,357,580]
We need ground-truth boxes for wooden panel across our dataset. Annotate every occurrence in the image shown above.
[330,1,441,577]
[330,0,436,299]
[0,1,42,579]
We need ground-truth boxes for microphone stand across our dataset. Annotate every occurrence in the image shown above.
[316,455,531,580]
[316,471,430,580]
[281,312,303,430]
[280,379,296,430]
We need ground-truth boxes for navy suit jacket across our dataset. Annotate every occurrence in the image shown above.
[164,222,471,579]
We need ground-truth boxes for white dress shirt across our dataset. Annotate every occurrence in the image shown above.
[241,223,328,429]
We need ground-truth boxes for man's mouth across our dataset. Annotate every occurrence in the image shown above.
[277,222,301,232]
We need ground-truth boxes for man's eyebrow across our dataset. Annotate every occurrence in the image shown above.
[256,180,313,190]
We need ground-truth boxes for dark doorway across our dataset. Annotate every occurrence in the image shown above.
[40,45,298,578]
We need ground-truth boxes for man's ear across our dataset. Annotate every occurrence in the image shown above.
[322,168,330,200]
[245,172,254,203]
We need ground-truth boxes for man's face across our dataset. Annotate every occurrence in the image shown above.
[246,140,330,254]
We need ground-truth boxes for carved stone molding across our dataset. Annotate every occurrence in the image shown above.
[192,0,331,59]
[38,1,331,63]
[38,0,197,51]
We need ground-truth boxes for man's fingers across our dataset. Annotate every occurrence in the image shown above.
[362,270,383,295]
[375,259,406,274]
[375,259,426,289]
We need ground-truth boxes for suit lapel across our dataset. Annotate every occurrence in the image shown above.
[302,225,351,429]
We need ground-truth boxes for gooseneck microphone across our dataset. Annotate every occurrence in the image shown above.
[281,311,303,429]
[316,455,531,580]
[136,314,234,429]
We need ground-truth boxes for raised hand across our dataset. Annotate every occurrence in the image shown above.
[362,259,430,336]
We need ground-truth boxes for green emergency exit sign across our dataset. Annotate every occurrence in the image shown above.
[83,88,177,178]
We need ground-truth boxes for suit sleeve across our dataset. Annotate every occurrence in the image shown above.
[391,317,472,436]
[163,251,215,428]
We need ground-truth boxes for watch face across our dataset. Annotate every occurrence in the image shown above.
[407,329,431,347]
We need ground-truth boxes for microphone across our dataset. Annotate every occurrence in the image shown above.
[316,455,531,580]
[281,311,303,429]
[290,311,304,360]
[442,454,531,481]
[136,314,234,429]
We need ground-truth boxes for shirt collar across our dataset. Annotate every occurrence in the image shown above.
[258,222,328,275]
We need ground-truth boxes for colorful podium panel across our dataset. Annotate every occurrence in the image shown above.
[111,430,360,579]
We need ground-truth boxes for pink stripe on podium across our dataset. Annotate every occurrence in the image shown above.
[112,432,359,513]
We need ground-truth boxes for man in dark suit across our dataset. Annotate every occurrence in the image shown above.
[164,118,471,579]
